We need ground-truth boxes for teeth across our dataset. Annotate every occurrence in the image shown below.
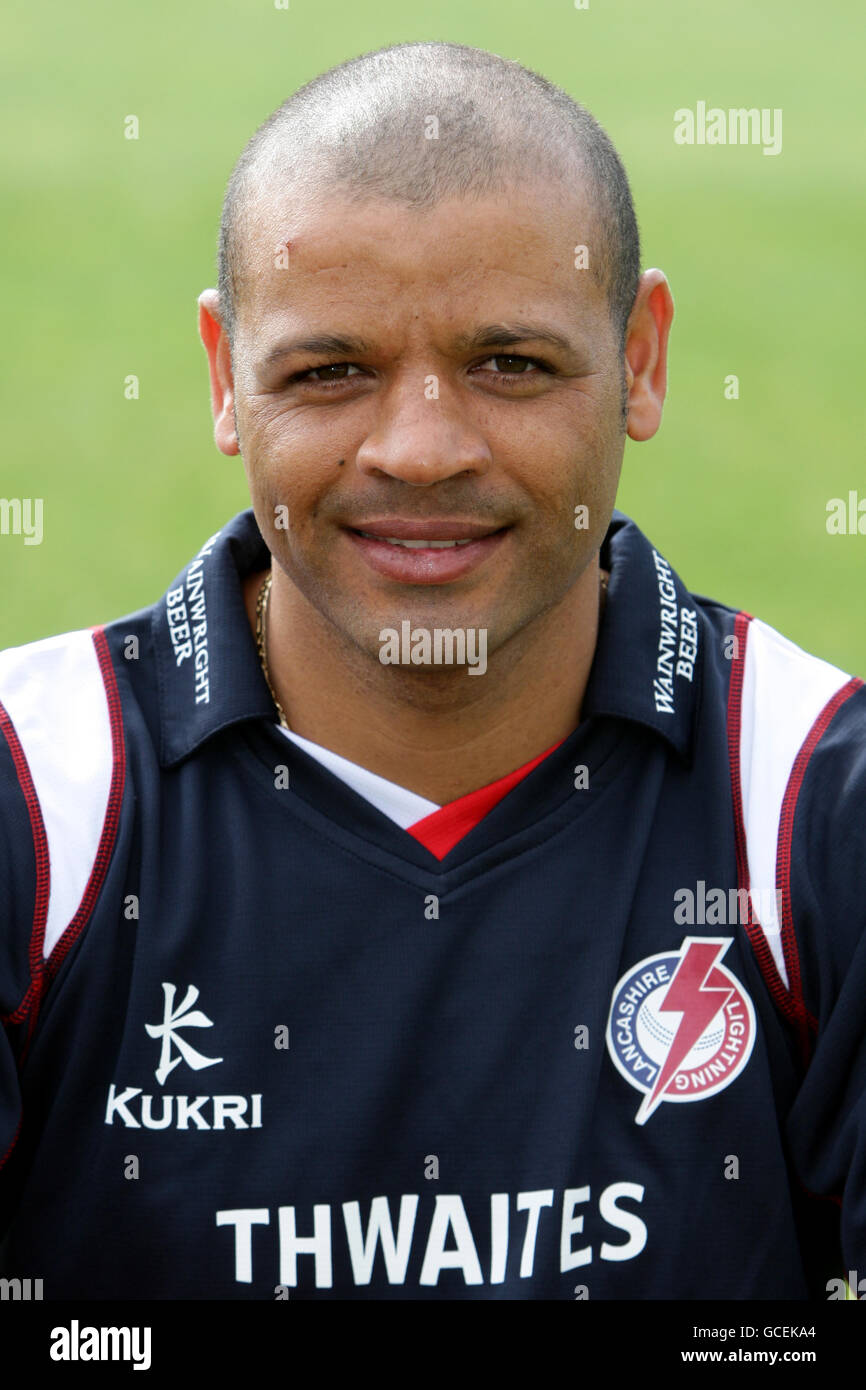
[359,533,474,548]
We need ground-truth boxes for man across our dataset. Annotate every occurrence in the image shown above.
[0,41,863,1300]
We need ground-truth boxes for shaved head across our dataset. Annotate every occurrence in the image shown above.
[217,41,640,355]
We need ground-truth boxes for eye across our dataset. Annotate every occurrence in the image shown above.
[290,362,364,386]
[474,354,551,378]
[282,354,552,391]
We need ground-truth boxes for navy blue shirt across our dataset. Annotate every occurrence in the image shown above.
[1,508,864,1299]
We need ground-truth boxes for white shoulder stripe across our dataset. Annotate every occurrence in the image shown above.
[739,617,851,987]
[0,629,114,959]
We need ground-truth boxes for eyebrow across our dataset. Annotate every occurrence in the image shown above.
[256,321,581,372]
[452,322,580,356]
[258,333,373,370]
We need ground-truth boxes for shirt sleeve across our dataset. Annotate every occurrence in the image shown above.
[0,710,42,1216]
[782,683,866,1289]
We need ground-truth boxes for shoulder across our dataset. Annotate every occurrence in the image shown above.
[0,627,126,991]
[726,613,863,859]
[721,611,865,1046]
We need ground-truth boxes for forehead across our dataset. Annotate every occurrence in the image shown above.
[235,176,609,340]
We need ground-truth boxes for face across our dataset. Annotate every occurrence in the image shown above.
[201,178,670,669]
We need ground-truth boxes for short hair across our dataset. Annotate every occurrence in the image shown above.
[217,41,641,356]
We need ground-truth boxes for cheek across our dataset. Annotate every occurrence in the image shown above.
[519,443,612,546]
[242,392,346,464]
[242,419,343,531]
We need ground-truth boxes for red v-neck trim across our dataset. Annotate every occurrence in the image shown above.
[405,738,566,860]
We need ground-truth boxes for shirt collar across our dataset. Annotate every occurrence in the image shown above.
[583,509,701,763]
[154,507,701,767]
[154,511,275,767]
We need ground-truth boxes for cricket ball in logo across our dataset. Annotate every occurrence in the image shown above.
[605,937,755,1126]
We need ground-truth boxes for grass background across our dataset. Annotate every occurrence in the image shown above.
[1,0,863,673]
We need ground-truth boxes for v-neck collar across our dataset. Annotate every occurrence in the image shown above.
[276,722,567,858]
[239,713,628,878]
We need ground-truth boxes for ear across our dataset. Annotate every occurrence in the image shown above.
[198,289,239,456]
[622,270,674,442]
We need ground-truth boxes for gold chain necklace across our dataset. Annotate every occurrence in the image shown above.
[255,571,289,729]
[255,566,610,728]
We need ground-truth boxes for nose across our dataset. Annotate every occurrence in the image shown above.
[354,375,492,485]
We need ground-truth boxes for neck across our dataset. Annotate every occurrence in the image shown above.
[243,565,605,804]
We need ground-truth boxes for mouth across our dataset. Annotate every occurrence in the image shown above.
[355,534,477,549]
[344,520,510,584]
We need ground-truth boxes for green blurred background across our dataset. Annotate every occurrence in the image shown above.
[2,0,863,671]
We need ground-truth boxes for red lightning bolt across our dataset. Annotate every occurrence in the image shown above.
[635,939,733,1125]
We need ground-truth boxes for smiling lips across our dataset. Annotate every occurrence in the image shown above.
[359,534,475,549]
[346,519,509,583]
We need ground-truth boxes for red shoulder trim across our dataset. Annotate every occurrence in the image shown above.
[0,702,49,1036]
[726,611,815,1062]
[0,627,125,1172]
[0,702,49,1176]
[44,627,126,991]
[775,674,864,1036]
